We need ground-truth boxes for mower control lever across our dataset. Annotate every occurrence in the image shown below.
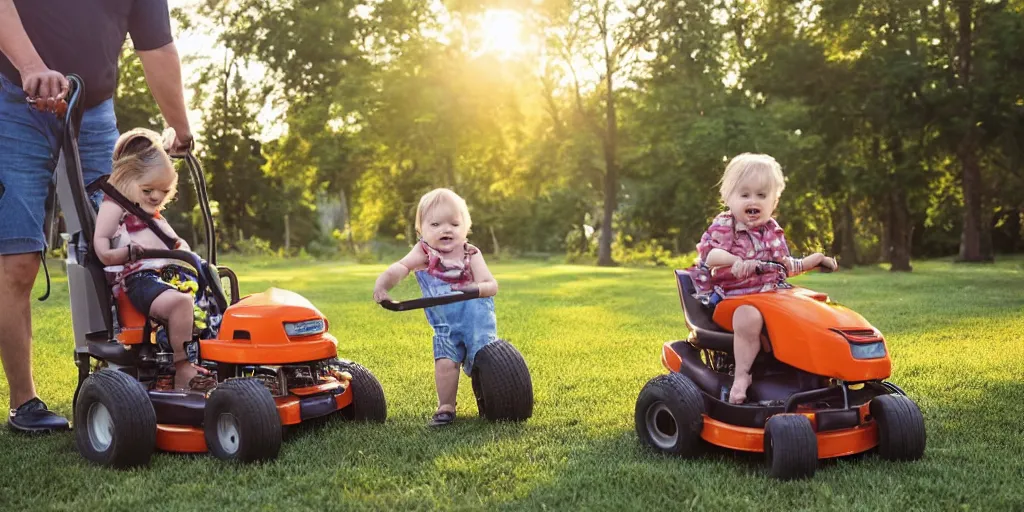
[379,289,481,312]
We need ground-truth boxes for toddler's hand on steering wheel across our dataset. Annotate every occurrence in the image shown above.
[127,243,145,263]
[820,256,839,273]
[731,259,760,279]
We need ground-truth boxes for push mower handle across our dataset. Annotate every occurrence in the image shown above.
[378,289,481,312]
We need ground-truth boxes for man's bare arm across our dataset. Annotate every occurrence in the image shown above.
[137,42,192,152]
[0,0,66,99]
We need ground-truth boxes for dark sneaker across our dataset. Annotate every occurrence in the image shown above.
[428,410,455,427]
[8,398,70,433]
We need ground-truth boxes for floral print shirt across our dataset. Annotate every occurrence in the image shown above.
[689,211,791,298]
[419,240,478,286]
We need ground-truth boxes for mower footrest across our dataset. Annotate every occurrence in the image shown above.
[815,409,860,432]
[88,341,137,366]
[150,390,206,427]
[300,393,340,421]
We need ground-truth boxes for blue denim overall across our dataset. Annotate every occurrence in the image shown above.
[415,270,497,375]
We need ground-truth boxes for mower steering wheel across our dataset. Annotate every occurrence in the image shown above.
[756,261,789,277]
[138,249,207,294]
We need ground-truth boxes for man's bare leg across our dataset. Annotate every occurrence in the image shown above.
[0,253,40,409]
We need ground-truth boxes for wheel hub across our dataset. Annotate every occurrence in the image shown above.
[216,413,241,455]
[645,402,679,449]
[87,402,114,452]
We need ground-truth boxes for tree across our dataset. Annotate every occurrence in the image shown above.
[545,0,658,266]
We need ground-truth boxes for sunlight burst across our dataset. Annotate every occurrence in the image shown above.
[474,9,527,60]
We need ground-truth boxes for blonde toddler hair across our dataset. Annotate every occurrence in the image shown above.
[718,153,786,204]
[107,128,178,209]
[415,188,472,236]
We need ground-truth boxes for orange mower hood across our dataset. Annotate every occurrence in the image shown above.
[712,287,892,382]
[199,288,338,364]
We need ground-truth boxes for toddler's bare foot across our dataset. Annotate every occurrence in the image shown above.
[728,373,752,404]
[174,361,198,390]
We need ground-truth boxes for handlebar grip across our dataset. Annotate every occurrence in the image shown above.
[378,289,481,312]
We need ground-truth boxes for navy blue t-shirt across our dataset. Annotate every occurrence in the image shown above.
[0,0,173,108]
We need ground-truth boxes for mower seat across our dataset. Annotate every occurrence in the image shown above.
[675,270,734,352]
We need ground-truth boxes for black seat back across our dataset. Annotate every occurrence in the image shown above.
[675,270,735,352]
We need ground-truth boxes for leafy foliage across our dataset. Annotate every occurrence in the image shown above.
[125,0,1024,266]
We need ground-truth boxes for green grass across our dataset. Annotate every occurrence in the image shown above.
[2,256,1023,511]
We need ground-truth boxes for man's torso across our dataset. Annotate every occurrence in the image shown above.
[0,0,171,108]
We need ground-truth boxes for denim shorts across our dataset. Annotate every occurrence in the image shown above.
[415,271,498,375]
[124,270,176,317]
[0,73,119,255]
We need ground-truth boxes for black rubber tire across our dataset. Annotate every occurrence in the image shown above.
[764,414,818,480]
[634,373,705,456]
[203,378,281,463]
[871,393,926,461]
[470,339,533,422]
[338,362,387,422]
[74,369,157,469]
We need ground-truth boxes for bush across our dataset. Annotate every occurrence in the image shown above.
[235,236,275,257]
[306,232,341,259]
[611,233,698,268]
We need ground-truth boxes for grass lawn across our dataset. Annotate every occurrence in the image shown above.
[1,256,1023,511]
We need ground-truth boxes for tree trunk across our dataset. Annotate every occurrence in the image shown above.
[840,200,858,267]
[958,135,985,261]
[579,214,589,255]
[954,0,988,262]
[829,208,842,257]
[489,225,500,259]
[339,187,355,252]
[597,30,618,267]
[887,135,912,272]
[887,188,913,272]
[284,213,290,253]
[872,137,889,264]
[1006,208,1022,253]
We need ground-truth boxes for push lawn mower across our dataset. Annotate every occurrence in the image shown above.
[51,76,386,468]
[380,291,533,422]
[635,261,926,479]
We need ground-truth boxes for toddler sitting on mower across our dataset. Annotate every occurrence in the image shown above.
[373,188,499,426]
[688,153,837,404]
[92,128,213,391]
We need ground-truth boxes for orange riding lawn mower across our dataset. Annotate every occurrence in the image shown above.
[635,261,926,479]
[49,76,385,468]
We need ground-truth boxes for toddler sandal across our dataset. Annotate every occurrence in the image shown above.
[428,410,455,427]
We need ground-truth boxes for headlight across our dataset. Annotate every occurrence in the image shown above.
[849,341,887,359]
[284,319,326,337]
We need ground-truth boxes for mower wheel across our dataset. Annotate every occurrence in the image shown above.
[204,378,281,463]
[74,369,157,469]
[764,414,818,480]
[871,394,926,461]
[338,362,387,422]
[634,373,705,456]
[471,339,533,422]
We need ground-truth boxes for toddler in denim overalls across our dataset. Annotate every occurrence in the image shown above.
[373,188,500,426]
